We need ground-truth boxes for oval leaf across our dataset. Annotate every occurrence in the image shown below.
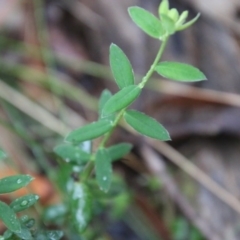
[102,85,141,117]
[70,183,92,233]
[98,89,112,115]
[124,110,170,141]
[155,61,206,82]
[0,201,21,233]
[110,44,135,89]
[10,194,39,212]
[0,175,34,194]
[54,144,90,164]
[128,6,165,38]
[176,13,200,31]
[107,143,133,162]
[95,149,112,192]
[65,119,113,144]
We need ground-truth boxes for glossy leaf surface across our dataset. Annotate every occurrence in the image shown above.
[128,7,164,38]
[54,144,90,164]
[102,85,141,117]
[107,143,133,162]
[95,149,112,192]
[70,183,92,233]
[65,119,113,144]
[0,201,21,233]
[110,44,134,89]
[124,110,170,141]
[0,175,34,194]
[155,62,206,82]
[10,194,39,212]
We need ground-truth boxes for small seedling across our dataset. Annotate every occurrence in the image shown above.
[54,0,206,234]
[0,0,207,238]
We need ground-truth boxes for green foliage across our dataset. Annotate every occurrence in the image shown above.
[107,143,132,162]
[10,194,39,213]
[95,149,112,192]
[0,201,21,233]
[70,183,93,233]
[110,44,135,89]
[124,110,171,141]
[101,85,141,117]
[155,62,206,82]
[0,0,206,238]
[52,1,206,236]
[65,119,113,144]
[0,175,34,194]
[54,144,91,164]
[128,7,165,39]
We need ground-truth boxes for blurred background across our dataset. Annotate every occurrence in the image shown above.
[1,0,240,239]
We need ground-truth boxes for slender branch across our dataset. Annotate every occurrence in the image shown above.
[139,37,169,88]
[82,37,170,181]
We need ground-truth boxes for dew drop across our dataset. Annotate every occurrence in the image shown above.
[103,176,107,181]
[65,158,70,162]
[21,200,28,206]
[17,179,22,184]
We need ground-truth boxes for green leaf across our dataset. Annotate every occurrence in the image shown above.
[43,204,68,225]
[65,119,113,144]
[128,7,165,38]
[70,183,92,233]
[155,62,206,82]
[102,85,141,117]
[168,8,179,22]
[10,194,39,212]
[107,143,133,162]
[110,44,135,89]
[20,215,35,228]
[161,14,175,34]
[124,110,170,141]
[54,144,91,164]
[0,175,34,194]
[176,13,200,31]
[0,149,7,160]
[0,201,21,233]
[99,89,112,115]
[158,0,169,16]
[95,149,112,192]
[15,227,32,240]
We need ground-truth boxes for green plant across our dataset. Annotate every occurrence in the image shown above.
[53,0,206,235]
[0,0,207,238]
[0,149,63,240]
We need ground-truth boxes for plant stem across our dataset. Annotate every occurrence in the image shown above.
[81,37,169,181]
[139,37,169,88]
[99,109,125,148]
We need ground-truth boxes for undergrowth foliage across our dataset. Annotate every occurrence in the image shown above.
[0,0,206,238]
